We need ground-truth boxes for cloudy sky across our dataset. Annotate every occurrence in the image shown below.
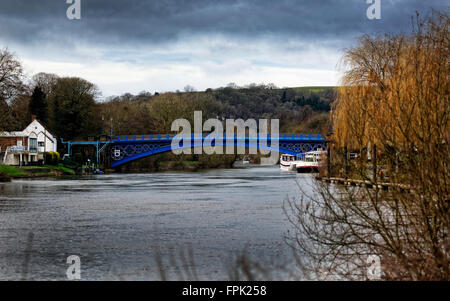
[0,0,447,97]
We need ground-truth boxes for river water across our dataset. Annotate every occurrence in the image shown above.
[0,166,315,280]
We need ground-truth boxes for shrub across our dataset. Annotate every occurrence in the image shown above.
[44,151,61,165]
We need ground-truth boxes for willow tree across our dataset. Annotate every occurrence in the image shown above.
[333,12,449,157]
[285,12,449,281]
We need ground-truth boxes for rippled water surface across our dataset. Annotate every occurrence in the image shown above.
[0,166,315,280]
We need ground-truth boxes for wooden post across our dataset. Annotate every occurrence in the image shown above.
[373,144,377,184]
[327,145,331,179]
[344,146,349,179]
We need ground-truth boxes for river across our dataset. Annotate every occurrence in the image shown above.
[0,166,315,280]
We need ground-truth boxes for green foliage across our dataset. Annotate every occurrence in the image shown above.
[44,164,75,175]
[0,165,27,177]
[211,85,335,133]
[44,151,60,165]
[294,95,330,112]
[29,86,48,123]
[5,164,75,177]
[61,157,80,169]
[49,77,100,139]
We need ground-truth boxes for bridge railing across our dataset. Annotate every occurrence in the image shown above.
[113,134,325,142]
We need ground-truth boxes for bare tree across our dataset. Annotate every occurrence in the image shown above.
[184,85,196,93]
[0,48,25,101]
[31,72,59,96]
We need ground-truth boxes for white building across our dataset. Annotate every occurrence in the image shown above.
[0,116,57,166]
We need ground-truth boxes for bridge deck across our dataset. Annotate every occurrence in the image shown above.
[112,134,326,143]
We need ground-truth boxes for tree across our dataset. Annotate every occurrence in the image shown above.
[9,94,31,129]
[99,97,157,136]
[29,86,48,124]
[31,73,59,96]
[281,90,287,103]
[50,77,100,139]
[184,85,196,92]
[288,12,449,281]
[148,92,223,133]
[0,48,25,101]
[0,98,17,131]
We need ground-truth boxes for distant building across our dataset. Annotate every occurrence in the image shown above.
[0,116,57,166]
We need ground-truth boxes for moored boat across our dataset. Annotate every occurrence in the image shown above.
[296,150,326,173]
[280,154,302,172]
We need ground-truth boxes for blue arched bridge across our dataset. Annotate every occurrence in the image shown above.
[62,134,327,168]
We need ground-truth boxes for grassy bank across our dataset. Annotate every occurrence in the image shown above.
[0,164,75,180]
[20,165,76,175]
[0,165,28,177]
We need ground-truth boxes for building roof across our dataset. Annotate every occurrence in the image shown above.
[0,119,55,140]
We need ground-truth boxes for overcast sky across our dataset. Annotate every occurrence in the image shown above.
[0,0,447,97]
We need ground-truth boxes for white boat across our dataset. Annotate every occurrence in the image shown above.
[296,150,326,173]
[280,154,302,172]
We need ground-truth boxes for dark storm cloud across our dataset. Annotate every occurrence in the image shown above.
[0,0,447,47]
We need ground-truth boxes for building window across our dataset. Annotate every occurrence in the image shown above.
[38,142,45,147]
[30,138,37,150]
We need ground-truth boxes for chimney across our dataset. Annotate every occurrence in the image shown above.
[31,115,37,121]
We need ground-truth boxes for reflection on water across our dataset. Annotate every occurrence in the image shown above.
[0,166,315,280]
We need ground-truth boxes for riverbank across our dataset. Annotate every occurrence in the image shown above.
[0,156,258,181]
[115,154,238,173]
[0,164,75,181]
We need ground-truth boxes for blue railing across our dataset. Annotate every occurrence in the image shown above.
[8,146,29,152]
[112,134,325,142]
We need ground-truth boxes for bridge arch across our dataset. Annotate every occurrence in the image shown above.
[110,139,326,168]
